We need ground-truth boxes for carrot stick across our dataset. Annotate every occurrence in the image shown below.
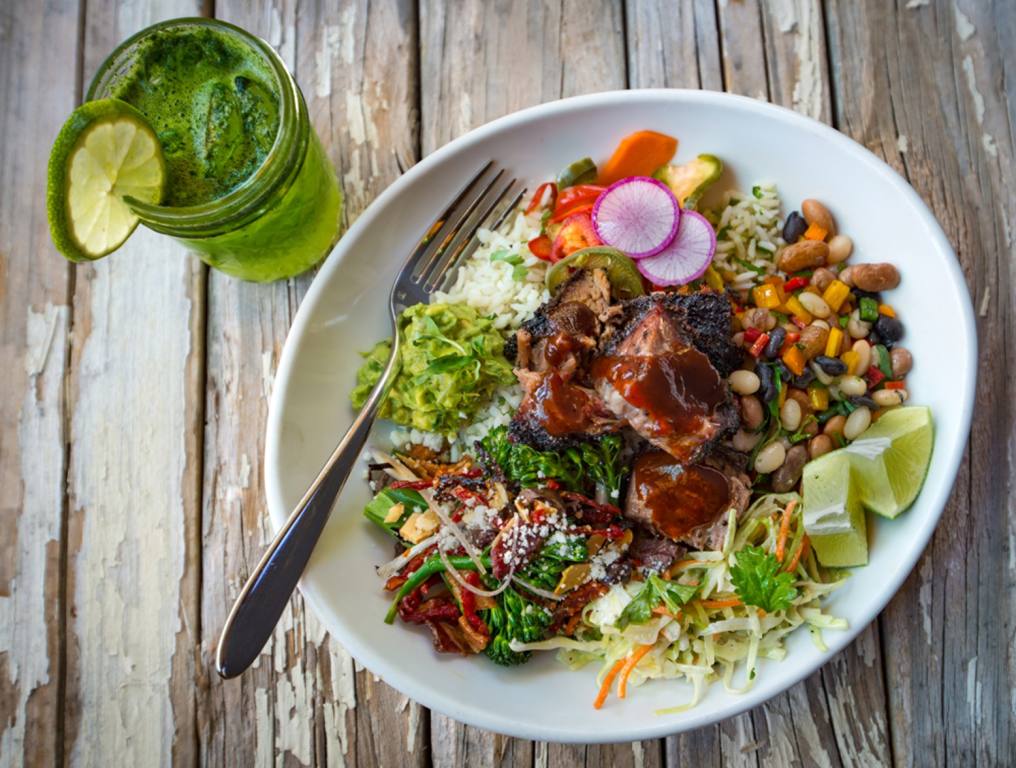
[699,597,743,610]
[617,644,655,699]
[652,606,681,620]
[597,130,678,186]
[593,659,625,709]
[785,535,810,573]
[775,500,798,563]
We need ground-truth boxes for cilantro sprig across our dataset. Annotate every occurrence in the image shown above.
[616,575,698,630]
[730,546,798,613]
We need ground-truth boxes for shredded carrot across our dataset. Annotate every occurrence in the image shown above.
[699,597,742,610]
[652,606,681,620]
[803,222,828,241]
[785,535,810,573]
[617,644,655,699]
[593,660,625,709]
[775,499,798,562]
[597,130,678,186]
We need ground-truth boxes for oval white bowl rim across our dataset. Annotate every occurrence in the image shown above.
[264,88,976,743]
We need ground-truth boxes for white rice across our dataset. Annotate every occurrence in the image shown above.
[390,206,543,455]
[708,184,786,291]
[432,210,550,330]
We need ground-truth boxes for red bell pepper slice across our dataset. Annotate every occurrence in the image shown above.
[749,332,770,357]
[550,211,602,262]
[865,365,886,388]
[389,479,433,490]
[783,276,809,292]
[551,184,604,222]
[743,327,763,344]
[884,380,906,390]
[528,234,553,261]
[525,182,557,215]
[458,572,490,635]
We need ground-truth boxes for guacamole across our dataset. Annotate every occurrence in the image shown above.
[352,303,514,434]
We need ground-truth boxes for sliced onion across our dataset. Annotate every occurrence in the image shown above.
[424,490,487,575]
[376,533,439,580]
[511,575,564,601]
[369,448,417,481]
[439,546,513,598]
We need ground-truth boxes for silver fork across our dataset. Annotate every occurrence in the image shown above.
[216,163,525,678]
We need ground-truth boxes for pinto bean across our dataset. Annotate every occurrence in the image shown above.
[851,263,901,292]
[778,240,829,273]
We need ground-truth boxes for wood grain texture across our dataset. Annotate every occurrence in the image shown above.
[199,2,422,767]
[826,0,1015,765]
[0,1,78,765]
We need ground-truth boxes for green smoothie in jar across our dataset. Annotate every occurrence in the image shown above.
[86,18,341,281]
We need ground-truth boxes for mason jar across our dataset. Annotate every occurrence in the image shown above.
[87,18,342,282]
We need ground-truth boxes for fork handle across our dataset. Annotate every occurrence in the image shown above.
[215,340,401,679]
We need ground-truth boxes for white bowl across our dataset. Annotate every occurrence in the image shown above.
[265,90,975,743]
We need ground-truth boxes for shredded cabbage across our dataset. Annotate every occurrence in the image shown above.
[533,493,849,713]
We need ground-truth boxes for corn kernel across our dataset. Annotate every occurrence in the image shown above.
[825,327,844,357]
[822,280,851,312]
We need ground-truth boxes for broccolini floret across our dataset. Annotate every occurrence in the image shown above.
[483,586,552,666]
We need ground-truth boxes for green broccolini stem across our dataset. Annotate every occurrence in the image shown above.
[384,553,492,624]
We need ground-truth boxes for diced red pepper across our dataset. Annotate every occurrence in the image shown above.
[384,551,430,592]
[791,316,808,330]
[459,572,490,635]
[865,365,886,388]
[884,380,906,390]
[389,479,433,490]
[551,184,604,222]
[544,478,561,490]
[528,234,553,261]
[566,524,627,539]
[783,276,809,292]
[451,485,487,506]
[749,332,770,357]
[779,332,801,355]
[743,327,763,344]
[550,211,602,262]
[525,182,557,215]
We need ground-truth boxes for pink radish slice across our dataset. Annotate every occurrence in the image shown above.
[636,210,717,286]
[591,176,680,259]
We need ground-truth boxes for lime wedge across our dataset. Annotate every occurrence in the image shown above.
[47,99,165,262]
[545,246,646,299]
[802,451,868,567]
[844,406,934,518]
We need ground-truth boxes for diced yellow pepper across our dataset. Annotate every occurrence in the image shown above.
[778,385,787,408]
[784,295,813,323]
[705,266,725,292]
[782,346,806,376]
[752,283,782,309]
[822,280,851,312]
[808,384,829,411]
[879,303,896,318]
[825,327,843,357]
[841,349,861,375]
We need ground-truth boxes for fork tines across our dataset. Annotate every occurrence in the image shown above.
[403,163,526,298]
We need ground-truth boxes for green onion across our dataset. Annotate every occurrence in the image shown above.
[859,297,879,323]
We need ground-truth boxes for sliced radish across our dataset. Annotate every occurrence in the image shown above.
[591,176,680,259]
[635,210,717,286]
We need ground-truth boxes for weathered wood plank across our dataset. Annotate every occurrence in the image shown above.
[827,0,1015,765]
[0,1,78,765]
[198,2,422,767]
[64,2,205,765]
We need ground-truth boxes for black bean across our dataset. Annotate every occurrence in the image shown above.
[756,363,777,402]
[792,368,816,388]
[814,355,847,375]
[764,327,786,359]
[850,395,878,409]
[852,288,881,303]
[782,211,808,244]
[775,361,794,383]
[868,331,882,345]
[873,315,904,345]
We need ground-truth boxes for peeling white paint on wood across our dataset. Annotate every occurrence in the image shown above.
[67,226,196,766]
[954,4,976,40]
[961,55,985,125]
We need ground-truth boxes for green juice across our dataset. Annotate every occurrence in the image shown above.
[91,20,342,281]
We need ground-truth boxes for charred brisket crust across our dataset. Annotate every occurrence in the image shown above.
[503,270,604,363]
[507,414,596,452]
[602,292,741,376]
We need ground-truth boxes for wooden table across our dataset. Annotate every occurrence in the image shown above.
[2,0,1012,765]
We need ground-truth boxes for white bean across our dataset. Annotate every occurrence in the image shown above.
[811,319,830,331]
[852,340,871,375]
[732,429,762,452]
[838,375,867,396]
[847,309,871,339]
[811,361,834,385]
[754,442,787,474]
[873,388,908,407]
[729,370,761,395]
[827,234,853,264]
[780,398,802,431]
[843,406,872,440]
[798,292,832,319]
